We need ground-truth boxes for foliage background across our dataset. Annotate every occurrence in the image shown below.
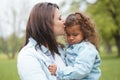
[0,0,120,80]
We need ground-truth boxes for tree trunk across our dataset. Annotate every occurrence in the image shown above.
[105,42,112,54]
[114,34,120,57]
[11,52,16,59]
[4,53,11,59]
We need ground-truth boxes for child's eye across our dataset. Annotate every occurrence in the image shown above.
[73,34,78,36]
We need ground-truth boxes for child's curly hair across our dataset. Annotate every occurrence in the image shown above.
[65,12,99,50]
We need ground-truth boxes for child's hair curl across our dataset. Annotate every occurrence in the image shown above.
[65,12,99,50]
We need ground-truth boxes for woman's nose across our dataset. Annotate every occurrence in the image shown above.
[62,20,65,27]
[62,20,65,24]
[62,19,65,23]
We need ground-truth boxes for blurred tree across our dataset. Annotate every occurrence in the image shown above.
[87,0,120,56]
[60,0,120,56]
[0,0,30,59]
[59,0,84,18]
[0,33,23,59]
[0,37,10,58]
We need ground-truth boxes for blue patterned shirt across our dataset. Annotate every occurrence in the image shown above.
[57,41,101,80]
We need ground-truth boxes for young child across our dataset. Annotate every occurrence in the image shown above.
[49,12,101,80]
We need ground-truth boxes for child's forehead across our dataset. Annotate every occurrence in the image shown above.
[65,25,82,33]
[66,25,80,29]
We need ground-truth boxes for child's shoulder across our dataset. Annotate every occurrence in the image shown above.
[78,41,96,50]
[76,41,98,55]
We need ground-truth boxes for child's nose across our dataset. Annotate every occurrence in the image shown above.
[69,36,74,40]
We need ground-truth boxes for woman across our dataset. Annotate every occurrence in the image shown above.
[17,2,65,80]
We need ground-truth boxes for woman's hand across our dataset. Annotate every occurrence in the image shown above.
[48,64,57,76]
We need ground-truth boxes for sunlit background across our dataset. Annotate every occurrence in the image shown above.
[0,0,120,80]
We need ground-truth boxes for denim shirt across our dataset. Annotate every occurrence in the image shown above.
[17,37,65,80]
[57,41,101,80]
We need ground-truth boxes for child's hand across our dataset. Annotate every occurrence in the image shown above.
[48,64,57,75]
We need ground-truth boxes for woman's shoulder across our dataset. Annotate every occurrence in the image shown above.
[18,42,37,58]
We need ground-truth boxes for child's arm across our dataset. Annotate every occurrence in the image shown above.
[55,48,101,79]
[48,64,57,75]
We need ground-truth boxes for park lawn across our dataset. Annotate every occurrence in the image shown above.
[100,54,120,80]
[0,54,19,80]
[0,53,120,80]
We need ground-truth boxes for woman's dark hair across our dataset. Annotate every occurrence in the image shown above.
[24,2,60,56]
[65,12,99,50]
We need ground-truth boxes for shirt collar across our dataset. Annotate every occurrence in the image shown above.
[29,37,50,56]
[66,40,86,49]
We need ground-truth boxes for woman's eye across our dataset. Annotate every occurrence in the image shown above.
[59,17,61,20]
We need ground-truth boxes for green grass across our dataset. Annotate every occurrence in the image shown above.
[0,54,19,80]
[100,54,120,80]
[0,53,120,80]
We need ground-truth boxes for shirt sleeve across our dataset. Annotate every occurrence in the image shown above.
[56,46,97,80]
[17,49,48,80]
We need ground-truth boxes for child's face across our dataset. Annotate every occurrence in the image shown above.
[65,25,84,45]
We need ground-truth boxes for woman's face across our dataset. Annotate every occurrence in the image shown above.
[53,8,65,36]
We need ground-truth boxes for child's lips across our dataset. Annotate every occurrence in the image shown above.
[69,41,74,45]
